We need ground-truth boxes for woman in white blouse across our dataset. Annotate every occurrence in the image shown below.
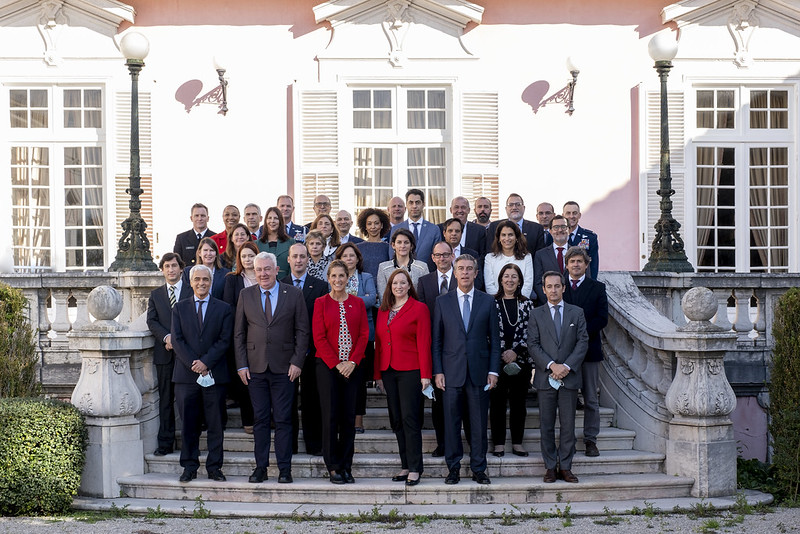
[376,228,429,302]
[483,220,534,298]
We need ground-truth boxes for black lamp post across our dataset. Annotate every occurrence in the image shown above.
[110,32,158,272]
[643,33,694,273]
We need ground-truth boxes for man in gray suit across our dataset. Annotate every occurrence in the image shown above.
[528,270,588,483]
[234,252,310,484]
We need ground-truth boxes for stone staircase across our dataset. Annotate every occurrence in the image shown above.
[118,390,695,505]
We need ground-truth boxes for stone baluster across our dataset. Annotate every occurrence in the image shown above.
[50,288,73,341]
[732,288,755,340]
[69,286,153,498]
[753,289,767,342]
[711,289,733,331]
[71,289,91,330]
[665,287,738,497]
[37,288,52,336]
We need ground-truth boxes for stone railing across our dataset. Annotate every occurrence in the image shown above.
[0,272,163,397]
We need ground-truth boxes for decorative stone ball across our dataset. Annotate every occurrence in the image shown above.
[682,287,717,322]
[87,286,123,321]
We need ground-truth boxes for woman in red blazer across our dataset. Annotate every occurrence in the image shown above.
[374,268,432,486]
[313,259,369,485]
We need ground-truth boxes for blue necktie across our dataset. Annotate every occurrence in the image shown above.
[413,222,420,243]
[553,304,562,341]
[462,294,471,330]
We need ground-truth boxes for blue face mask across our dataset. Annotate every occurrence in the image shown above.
[548,376,563,390]
[422,384,435,401]
[197,371,215,388]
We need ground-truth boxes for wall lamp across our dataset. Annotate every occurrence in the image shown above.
[213,55,229,115]
[537,57,580,115]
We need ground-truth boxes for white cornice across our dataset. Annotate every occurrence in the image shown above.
[0,0,134,27]
[313,0,483,27]
[662,0,800,26]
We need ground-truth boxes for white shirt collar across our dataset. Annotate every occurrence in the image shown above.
[457,286,475,300]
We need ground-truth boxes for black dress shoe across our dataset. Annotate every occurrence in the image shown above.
[207,469,226,481]
[330,472,345,484]
[444,467,460,485]
[392,473,408,482]
[584,441,600,457]
[492,449,505,457]
[543,468,557,483]
[406,476,420,486]
[431,446,445,457]
[511,448,529,457]
[354,426,365,434]
[249,467,267,483]
[179,468,197,482]
[342,470,355,484]
[472,471,491,484]
[153,447,173,456]
[278,470,293,484]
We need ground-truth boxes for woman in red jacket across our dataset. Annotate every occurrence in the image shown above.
[374,268,432,486]
[313,259,369,484]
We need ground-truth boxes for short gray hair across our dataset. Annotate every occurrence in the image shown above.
[254,251,277,267]
[189,264,212,279]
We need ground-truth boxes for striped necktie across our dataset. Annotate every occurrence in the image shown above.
[169,286,177,308]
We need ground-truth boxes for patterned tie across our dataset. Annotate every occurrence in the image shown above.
[294,278,302,288]
[556,247,564,273]
[440,274,448,296]
[264,290,272,324]
[413,222,420,243]
[571,279,579,290]
[196,300,204,330]
[553,303,562,341]
[462,294,471,331]
[169,286,176,308]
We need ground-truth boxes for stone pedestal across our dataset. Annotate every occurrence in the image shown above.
[69,286,154,498]
[664,287,738,497]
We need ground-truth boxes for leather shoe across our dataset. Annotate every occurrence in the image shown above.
[512,448,529,457]
[329,471,345,484]
[406,476,421,487]
[354,426,365,434]
[207,469,226,481]
[559,469,579,483]
[585,441,600,457]
[431,446,445,458]
[179,468,197,483]
[444,467,460,485]
[342,470,355,484]
[543,468,557,483]
[153,447,173,456]
[472,471,491,484]
[492,449,505,457]
[248,467,267,483]
[392,473,408,482]
[278,470,293,484]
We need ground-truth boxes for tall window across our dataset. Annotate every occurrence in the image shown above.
[8,85,106,271]
[692,85,792,273]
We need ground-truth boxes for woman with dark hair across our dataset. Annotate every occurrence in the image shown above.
[483,220,533,297]
[313,260,369,484]
[223,223,252,270]
[182,236,229,299]
[374,268,431,486]
[335,243,377,434]
[376,228,429,300]
[305,230,329,280]
[490,263,534,458]
[310,213,340,259]
[355,208,391,279]
[257,206,296,276]
[222,240,260,433]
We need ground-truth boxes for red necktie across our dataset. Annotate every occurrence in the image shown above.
[571,279,578,290]
[556,247,564,273]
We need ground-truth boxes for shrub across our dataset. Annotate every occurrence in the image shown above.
[768,287,800,502]
[0,398,87,515]
[0,283,40,398]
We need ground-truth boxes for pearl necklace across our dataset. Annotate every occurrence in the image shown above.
[501,298,519,327]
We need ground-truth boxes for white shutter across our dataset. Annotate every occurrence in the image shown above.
[296,89,339,223]
[115,174,154,248]
[461,92,499,215]
[461,174,499,220]
[642,89,685,261]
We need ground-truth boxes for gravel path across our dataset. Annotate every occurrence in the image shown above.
[1,506,799,534]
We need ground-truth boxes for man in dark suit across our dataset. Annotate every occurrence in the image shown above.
[387,196,406,228]
[537,202,556,246]
[533,215,570,305]
[235,251,310,484]
[173,203,216,266]
[563,201,599,279]
[432,254,501,485]
[278,194,307,242]
[439,217,484,290]
[473,196,493,229]
[304,194,333,228]
[528,270,588,484]
[391,188,441,266]
[146,253,193,456]
[486,193,546,256]
[335,210,364,244]
[282,242,328,457]
[171,264,233,483]
[563,246,608,458]
[441,196,487,257]
[417,241,456,457]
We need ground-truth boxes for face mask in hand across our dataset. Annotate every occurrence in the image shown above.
[197,371,215,388]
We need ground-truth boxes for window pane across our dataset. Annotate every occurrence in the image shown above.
[11,168,27,186]
[64,147,81,165]
[749,188,767,207]
[86,229,103,247]
[31,110,48,128]
[64,89,81,108]
[697,90,713,108]
[697,147,714,163]
[353,90,370,108]
[373,110,391,128]
[86,167,102,186]
[10,90,27,107]
[407,148,425,166]
[407,90,424,108]
[717,110,734,128]
[32,168,48,186]
[84,110,102,128]
[718,167,735,186]
[30,90,47,108]
[65,188,82,206]
[84,89,102,107]
[770,90,788,108]
[12,188,28,206]
[64,110,81,128]
[719,148,735,166]
[718,249,735,267]
[697,111,713,128]
[373,90,391,108]
[717,187,734,206]
[85,208,103,226]
[66,249,83,268]
[86,249,104,267]
[717,229,735,247]
[773,208,788,226]
[750,110,767,128]
[353,110,371,128]
[429,188,445,206]
[32,188,49,206]
[749,209,767,226]
[717,90,735,108]
[65,209,81,225]
[697,167,714,186]
[407,168,425,186]
[408,110,425,129]
[750,90,767,108]
[10,110,27,128]
[771,228,787,245]
[85,147,102,165]
[771,111,788,129]
[65,229,83,246]
[428,147,445,166]
[375,168,392,187]
[65,168,82,186]
[718,208,735,226]
[375,148,392,166]
[428,111,445,129]
[428,90,445,109]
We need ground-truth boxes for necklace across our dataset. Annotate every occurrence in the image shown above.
[391,298,407,311]
[501,298,519,327]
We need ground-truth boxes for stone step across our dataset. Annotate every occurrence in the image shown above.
[179,427,635,454]
[146,449,664,478]
[118,472,694,504]
[222,406,615,431]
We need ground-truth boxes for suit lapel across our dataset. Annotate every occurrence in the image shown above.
[271,284,288,323]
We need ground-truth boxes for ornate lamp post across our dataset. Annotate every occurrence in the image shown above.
[109,32,158,272]
[643,32,694,273]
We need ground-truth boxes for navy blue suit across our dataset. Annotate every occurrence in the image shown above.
[171,296,233,474]
[392,219,442,266]
[437,221,487,257]
[533,245,566,305]
[173,228,216,267]
[432,288,501,474]
[568,226,599,279]
[286,222,308,242]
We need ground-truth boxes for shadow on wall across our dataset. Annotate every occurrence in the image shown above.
[521,81,550,113]
[175,80,226,114]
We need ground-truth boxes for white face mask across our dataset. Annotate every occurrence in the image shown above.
[196,371,215,388]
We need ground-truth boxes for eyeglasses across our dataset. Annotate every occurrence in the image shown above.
[314,202,331,207]
[506,202,523,208]
[551,224,569,230]
[432,252,452,258]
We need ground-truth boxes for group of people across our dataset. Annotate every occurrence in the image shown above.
[147,189,608,486]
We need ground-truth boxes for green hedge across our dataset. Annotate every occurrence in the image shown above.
[0,283,40,398]
[0,398,88,516]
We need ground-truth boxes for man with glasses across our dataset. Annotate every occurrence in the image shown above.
[533,215,571,305]
[304,195,333,228]
[486,193,546,255]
